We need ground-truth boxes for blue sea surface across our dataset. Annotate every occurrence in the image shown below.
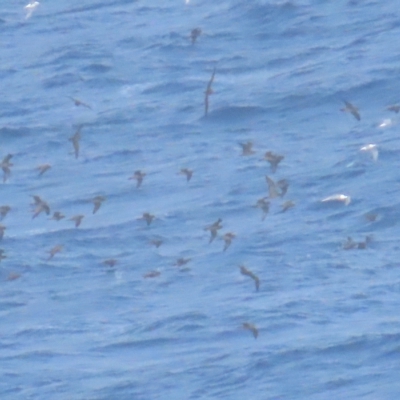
[2,0,400,399]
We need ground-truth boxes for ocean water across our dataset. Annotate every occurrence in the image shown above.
[1,0,400,399]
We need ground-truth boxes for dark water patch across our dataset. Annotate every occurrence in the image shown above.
[41,73,82,88]
[202,106,265,122]
[81,63,113,74]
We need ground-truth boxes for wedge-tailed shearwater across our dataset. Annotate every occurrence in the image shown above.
[204,218,222,243]
[240,265,260,291]
[255,197,270,221]
[49,211,65,221]
[0,206,11,220]
[92,195,106,214]
[140,213,155,226]
[129,170,146,188]
[265,151,284,173]
[48,245,63,260]
[277,179,289,197]
[1,154,13,183]
[37,164,51,176]
[239,142,255,156]
[150,239,163,248]
[204,67,216,116]
[68,96,92,110]
[280,200,295,213]
[175,258,191,267]
[103,259,117,267]
[265,176,280,198]
[190,28,202,44]
[179,168,193,182]
[144,270,161,278]
[341,100,360,121]
[31,195,50,218]
[69,214,84,227]
[387,105,400,113]
[69,127,81,159]
[222,232,235,251]
[242,322,258,339]
[0,225,6,240]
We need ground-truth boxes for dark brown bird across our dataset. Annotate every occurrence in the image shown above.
[1,154,13,183]
[49,211,65,221]
[0,205,11,220]
[265,152,284,173]
[69,127,81,159]
[31,195,50,219]
[7,272,21,281]
[277,179,289,197]
[280,200,295,213]
[69,214,84,228]
[150,239,163,248]
[265,176,280,199]
[204,67,216,116]
[175,258,191,267]
[179,168,193,182]
[48,245,63,260]
[92,195,106,214]
[364,213,378,222]
[37,164,51,177]
[140,212,155,226]
[190,28,202,44]
[239,142,255,156]
[255,197,270,221]
[68,96,92,110]
[144,270,161,278]
[240,265,260,291]
[103,259,117,267]
[0,224,6,240]
[204,218,222,243]
[0,249,6,262]
[341,100,360,121]
[387,105,400,113]
[242,322,258,339]
[129,170,146,188]
[222,232,235,251]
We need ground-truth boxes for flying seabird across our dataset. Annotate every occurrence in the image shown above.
[277,179,289,197]
[254,197,270,221]
[265,176,280,199]
[31,195,50,218]
[103,259,117,267]
[68,96,92,110]
[179,168,193,182]
[204,218,222,243]
[140,212,155,226]
[92,195,106,214]
[240,265,260,291]
[222,232,235,251]
[150,239,163,248]
[1,154,13,183]
[264,151,284,173]
[341,100,360,121]
[242,322,258,339]
[69,214,84,228]
[69,127,81,159]
[190,28,202,44]
[239,142,255,156]
[0,225,6,240]
[175,258,191,267]
[280,200,295,213]
[360,144,378,162]
[204,67,216,116]
[321,194,351,206]
[0,206,11,220]
[48,245,63,260]
[49,211,65,221]
[144,270,161,278]
[387,105,400,113]
[129,170,146,188]
[37,164,51,176]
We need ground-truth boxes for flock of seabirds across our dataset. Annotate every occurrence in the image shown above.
[2,21,398,340]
